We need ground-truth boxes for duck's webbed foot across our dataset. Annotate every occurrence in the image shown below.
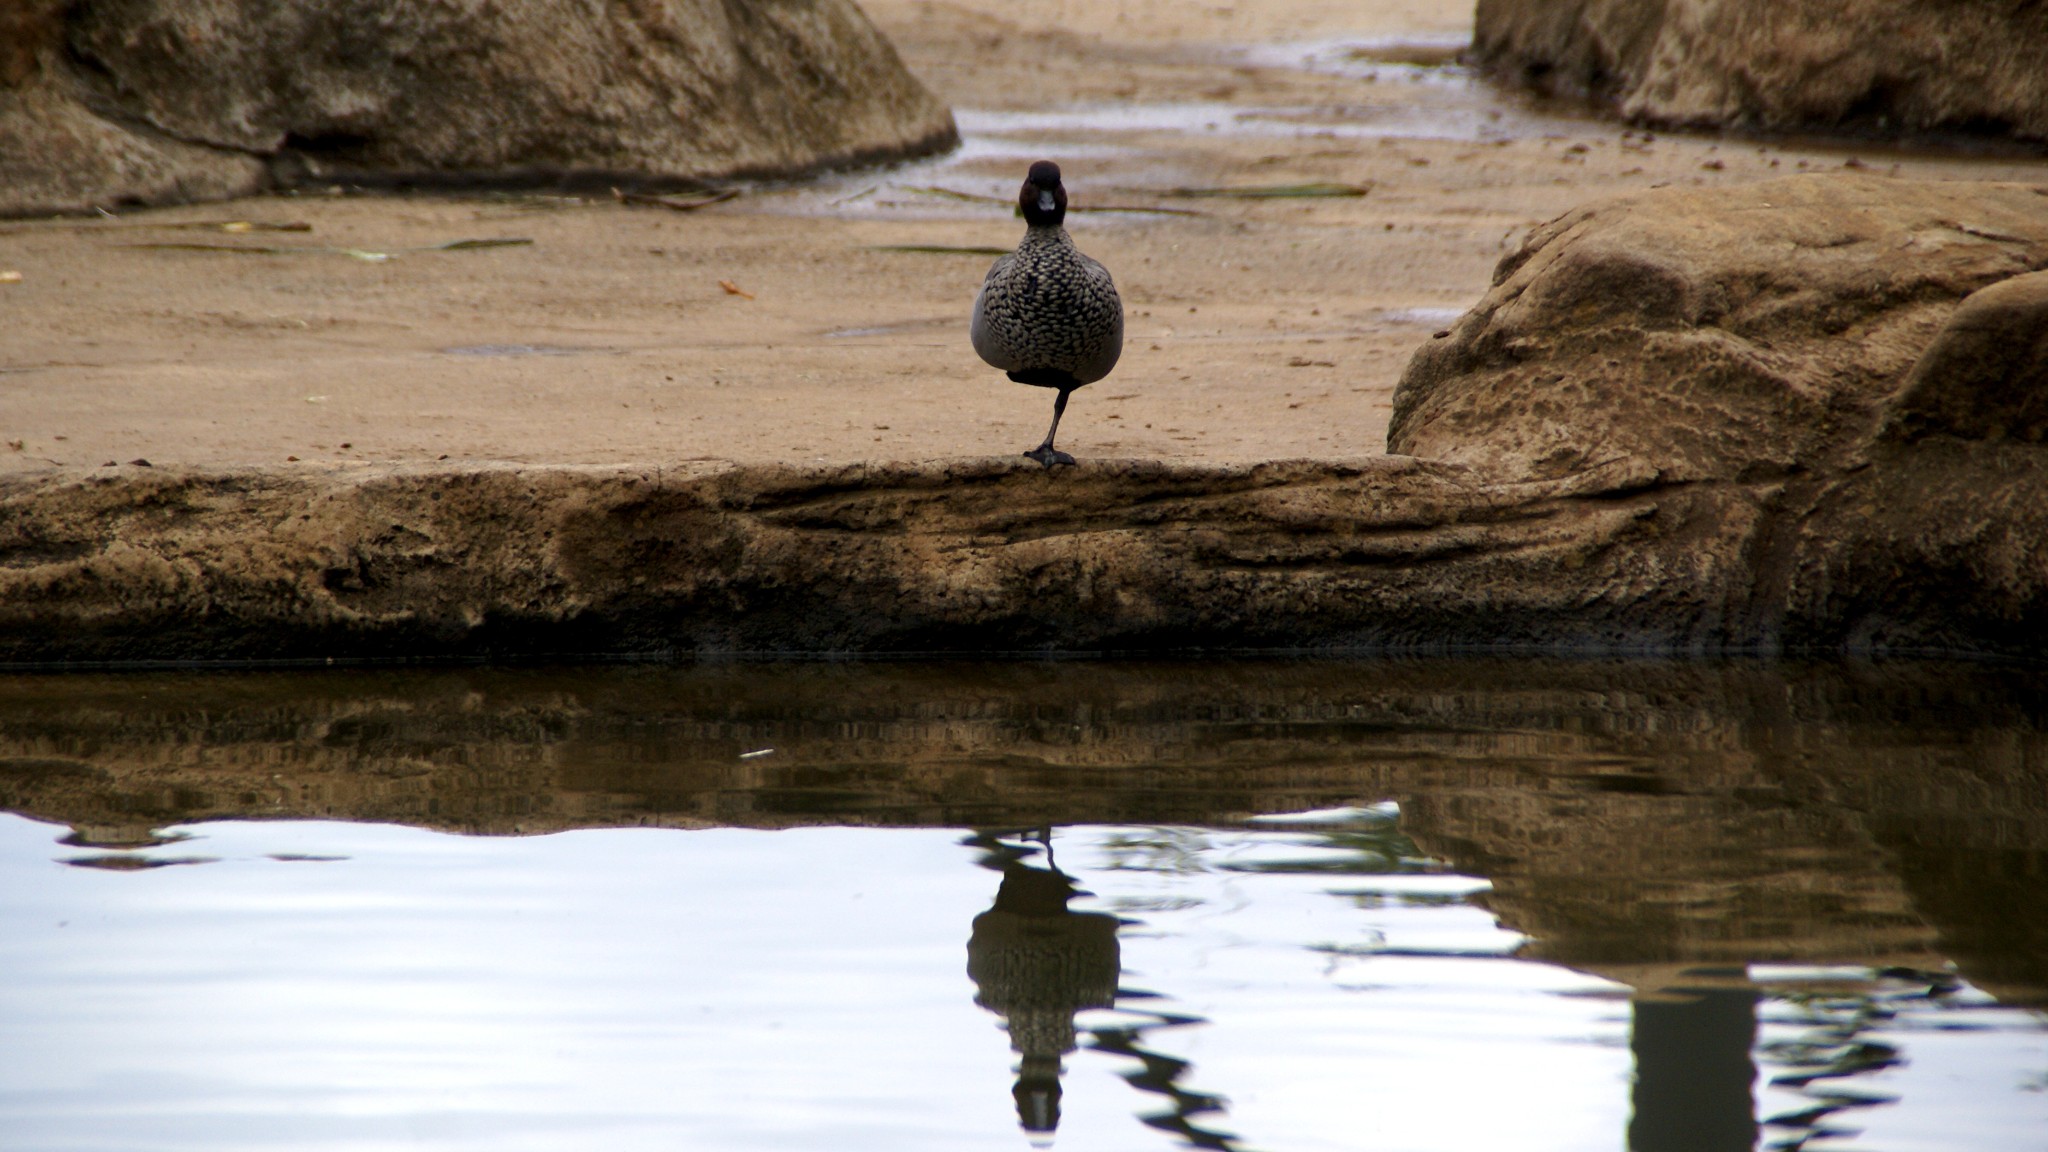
[1023,446,1077,468]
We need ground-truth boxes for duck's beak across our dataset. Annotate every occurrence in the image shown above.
[1037,189,1057,212]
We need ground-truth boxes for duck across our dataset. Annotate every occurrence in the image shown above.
[971,160,1124,467]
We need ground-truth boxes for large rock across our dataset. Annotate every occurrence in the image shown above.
[1474,0,2048,140]
[1393,173,2048,652]
[0,63,270,216]
[0,0,956,216]
[1885,270,2048,444]
[0,0,270,212]
[1392,174,2048,482]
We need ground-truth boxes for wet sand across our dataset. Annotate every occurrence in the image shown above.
[2,0,2044,477]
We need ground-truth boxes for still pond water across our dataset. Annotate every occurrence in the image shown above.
[1,660,2044,1151]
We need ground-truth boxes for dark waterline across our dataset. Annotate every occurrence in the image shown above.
[2,658,2044,1150]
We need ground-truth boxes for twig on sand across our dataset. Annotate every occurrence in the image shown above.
[901,185,1008,204]
[125,238,530,261]
[1165,182,1373,199]
[163,220,314,232]
[901,185,1206,216]
[7,218,314,234]
[1077,203,1208,216]
[612,187,741,212]
[865,244,1011,256]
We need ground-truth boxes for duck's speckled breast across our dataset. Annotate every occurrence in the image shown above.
[971,227,1123,385]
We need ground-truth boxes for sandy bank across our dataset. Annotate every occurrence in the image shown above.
[6,0,2043,477]
[3,1,2047,662]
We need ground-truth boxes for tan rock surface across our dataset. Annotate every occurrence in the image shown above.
[1,455,1696,660]
[1390,173,2048,654]
[0,0,955,217]
[0,0,269,216]
[1474,0,2048,142]
[1886,269,2048,444]
[1391,174,2048,481]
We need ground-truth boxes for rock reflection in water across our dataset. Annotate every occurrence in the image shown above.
[2,657,2045,1006]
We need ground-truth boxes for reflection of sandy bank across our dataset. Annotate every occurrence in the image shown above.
[2,659,2043,1001]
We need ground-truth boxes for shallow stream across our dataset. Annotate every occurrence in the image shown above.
[2,660,2044,1151]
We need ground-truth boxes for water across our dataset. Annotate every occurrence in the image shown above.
[1,660,2044,1151]
[771,35,1599,222]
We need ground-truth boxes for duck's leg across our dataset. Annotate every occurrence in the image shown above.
[1023,387,1077,468]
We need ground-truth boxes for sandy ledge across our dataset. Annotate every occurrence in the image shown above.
[1,440,2040,664]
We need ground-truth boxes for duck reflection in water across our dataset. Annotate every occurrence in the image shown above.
[966,834,1120,1145]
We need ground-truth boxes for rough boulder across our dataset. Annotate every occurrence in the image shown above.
[0,0,957,217]
[1392,174,2048,482]
[1394,172,2048,653]
[1473,0,2048,141]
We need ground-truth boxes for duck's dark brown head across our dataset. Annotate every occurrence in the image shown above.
[1019,160,1066,227]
